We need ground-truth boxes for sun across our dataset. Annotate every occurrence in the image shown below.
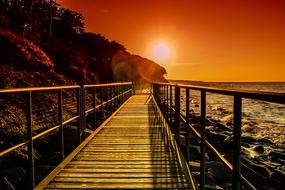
[151,43,171,62]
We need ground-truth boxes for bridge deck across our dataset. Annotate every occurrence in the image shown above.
[37,95,190,189]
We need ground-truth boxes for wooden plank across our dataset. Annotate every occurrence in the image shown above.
[60,168,182,173]
[65,165,180,169]
[57,172,184,178]
[52,177,187,183]
[36,95,191,189]
[69,161,180,165]
[46,182,189,189]
[74,157,178,161]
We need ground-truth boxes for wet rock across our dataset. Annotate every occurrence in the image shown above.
[206,125,215,132]
[241,135,257,143]
[221,114,232,123]
[270,150,285,160]
[242,157,271,178]
[270,170,285,185]
[0,177,15,190]
[207,131,228,142]
[206,161,231,185]
[256,138,272,144]
[242,118,257,126]
[213,122,232,132]
[241,124,254,133]
[253,145,265,154]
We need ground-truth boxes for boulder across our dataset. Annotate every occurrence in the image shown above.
[253,145,265,154]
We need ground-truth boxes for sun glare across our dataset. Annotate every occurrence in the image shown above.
[151,43,171,62]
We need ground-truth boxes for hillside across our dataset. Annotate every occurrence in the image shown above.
[0,1,167,88]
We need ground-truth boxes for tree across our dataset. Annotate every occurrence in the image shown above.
[49,0,53,38]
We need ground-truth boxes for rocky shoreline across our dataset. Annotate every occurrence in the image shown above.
[178,109,285,190]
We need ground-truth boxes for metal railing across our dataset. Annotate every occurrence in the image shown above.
[153,82,285,190]
[0,82,133,189]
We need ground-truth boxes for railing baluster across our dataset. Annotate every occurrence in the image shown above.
[100,86,103,123]
[170,86,172,124]
[26,91,35,189]
[58,89,64,161]
[200,90,206,190]
[166,85,169,121]
[186,88,190,162]
[132,82,135,95]
[93,87,97,129]
[175,85,180,144]
[82,86,86,136]
[233,96,242,190]
[77,88,81,144]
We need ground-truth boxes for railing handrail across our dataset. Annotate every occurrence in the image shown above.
[0,82,133,189]
[153,82,285,104]
[84,82,132,88]
[0,82,133,93]
[0,85,81,93]
[151,82,285,190]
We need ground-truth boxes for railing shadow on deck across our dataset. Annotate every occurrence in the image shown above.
[0,82,133,189]
[153,82,285,190]
[148,94,197,189]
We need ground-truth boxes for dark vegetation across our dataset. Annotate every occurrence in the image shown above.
[0,0,167,88]
[0,1,167,189]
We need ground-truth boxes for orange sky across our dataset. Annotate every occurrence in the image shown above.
[58,0,285,82]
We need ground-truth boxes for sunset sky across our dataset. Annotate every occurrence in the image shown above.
[58,0,285,82]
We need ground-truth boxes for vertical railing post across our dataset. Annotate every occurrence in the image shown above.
[233,96,242,190]
[82,86,86,137]
[174,85,180,145]
[200,90,206,190]
[163,85,165,113]
[116,85,119,107]
[118,85,121,104]
[170,86,172,124]
[132,82,135,95]
[26,91,35,189]
[111,86,114,111]
[186,88,190,162]
[106,86,109,113]
[58,89,64,161]
[77,88,81,144]
[100,86,103,123]
[166,85,169,121]
[93,87,97,129]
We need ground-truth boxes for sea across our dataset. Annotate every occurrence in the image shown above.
[172,81,285,145]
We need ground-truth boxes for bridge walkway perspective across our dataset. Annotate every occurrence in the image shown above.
[36,95,193,189]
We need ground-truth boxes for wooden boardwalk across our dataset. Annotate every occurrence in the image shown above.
[37,95,191,189]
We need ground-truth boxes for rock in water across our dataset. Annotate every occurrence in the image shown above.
[221,114,233,123]
[253,145,265,154]
[241,124,254,133]
[206,161,232,185]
